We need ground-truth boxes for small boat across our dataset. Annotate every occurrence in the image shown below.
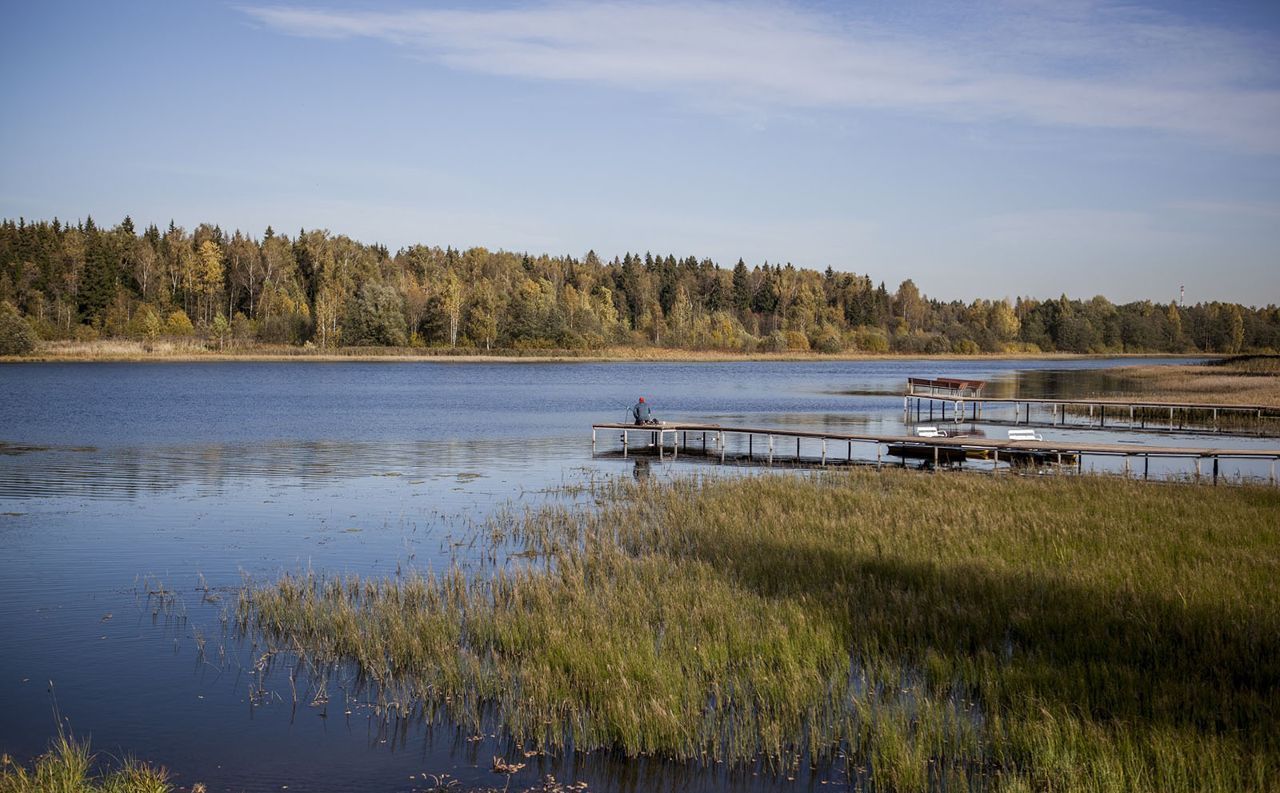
[887,443,970,464]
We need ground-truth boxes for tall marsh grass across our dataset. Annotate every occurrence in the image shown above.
[1108,356,1280,408]
[240,470,1280,791]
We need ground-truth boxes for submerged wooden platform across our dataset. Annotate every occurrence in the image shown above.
[591,422,1280,485]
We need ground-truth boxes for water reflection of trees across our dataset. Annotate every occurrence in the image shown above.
[0,437,568,500]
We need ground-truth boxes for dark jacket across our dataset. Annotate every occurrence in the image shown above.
[633,401,652,424]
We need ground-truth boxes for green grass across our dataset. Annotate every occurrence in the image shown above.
[239,470,1280,791]
[0,734,172,793]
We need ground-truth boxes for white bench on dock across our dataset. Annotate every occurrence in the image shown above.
[915,426,947,438]
[1008,428,1044,442]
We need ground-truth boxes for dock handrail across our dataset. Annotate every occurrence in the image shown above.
[591,421,1280,460]
[907,377,986,398]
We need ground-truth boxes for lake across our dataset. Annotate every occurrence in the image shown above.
[0,357,1261,792]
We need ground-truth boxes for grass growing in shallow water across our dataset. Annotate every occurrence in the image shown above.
[1106,355,1280,408]
[240,470,1280,791]
[0,734,171,793]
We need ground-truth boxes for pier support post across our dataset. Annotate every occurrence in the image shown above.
[592,427,597,455]
[877,445,882,470]
[1213,457,1219,486]
[1195,458,1201,482]
[822,438,828,467]
[1124,456,1130,478]
[622,430,628,458]
[719,431,725,465]
[796,437,801,461]
[992,449,999,475]
[659,431,664,461]
[1144,455,1149,480]
[768,435,774,466]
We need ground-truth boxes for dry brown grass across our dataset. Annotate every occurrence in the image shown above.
[1105,356,1280,407]
[16,339,216,361]
[2,338,1145,364]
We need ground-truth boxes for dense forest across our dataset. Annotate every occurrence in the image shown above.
[1,216,1276,355]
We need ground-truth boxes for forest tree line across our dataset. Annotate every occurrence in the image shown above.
[1,215,1277,355]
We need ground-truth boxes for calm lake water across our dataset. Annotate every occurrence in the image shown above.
[0,357,1266,792]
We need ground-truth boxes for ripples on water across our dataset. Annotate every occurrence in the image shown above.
[0,438,576,500]
[0,358,1268,792]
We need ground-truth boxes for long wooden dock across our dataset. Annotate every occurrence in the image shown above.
[591,422,1280,485]
[903,392,1280,436]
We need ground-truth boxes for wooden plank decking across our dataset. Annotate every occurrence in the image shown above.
[593,422,1280,459]
[904,392,1280,412]
[591,422,1280,484]
[902,392,1280,435]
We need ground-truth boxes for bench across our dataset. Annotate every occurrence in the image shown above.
[915,426,948,438]
[1008,429,1043,442]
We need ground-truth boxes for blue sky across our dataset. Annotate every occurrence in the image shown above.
[2,1,1278,304]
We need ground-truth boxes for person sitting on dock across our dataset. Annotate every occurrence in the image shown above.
[633,396,659,446]
[633,396,654,425]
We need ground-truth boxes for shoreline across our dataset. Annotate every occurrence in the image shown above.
[1,342,1211,365]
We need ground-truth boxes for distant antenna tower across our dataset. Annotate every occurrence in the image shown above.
[1180,284,1185,306]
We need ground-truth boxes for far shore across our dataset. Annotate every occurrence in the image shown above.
[1,339,1214,365]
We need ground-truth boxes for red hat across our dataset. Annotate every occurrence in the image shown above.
[638,396,645,402]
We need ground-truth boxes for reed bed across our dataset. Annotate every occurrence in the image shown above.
[22,339,213,360]
[0,734,171,793]
[239,471,1280,791]
[1103,356,1280,408]
[12,338,1102,363]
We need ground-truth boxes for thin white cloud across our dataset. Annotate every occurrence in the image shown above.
[240,1,1280,151]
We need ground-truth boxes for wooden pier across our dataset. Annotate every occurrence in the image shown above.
[903,393,1280,436]
[591,422,1280,486]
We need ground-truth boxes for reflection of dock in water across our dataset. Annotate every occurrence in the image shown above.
[590,421,1280,486]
